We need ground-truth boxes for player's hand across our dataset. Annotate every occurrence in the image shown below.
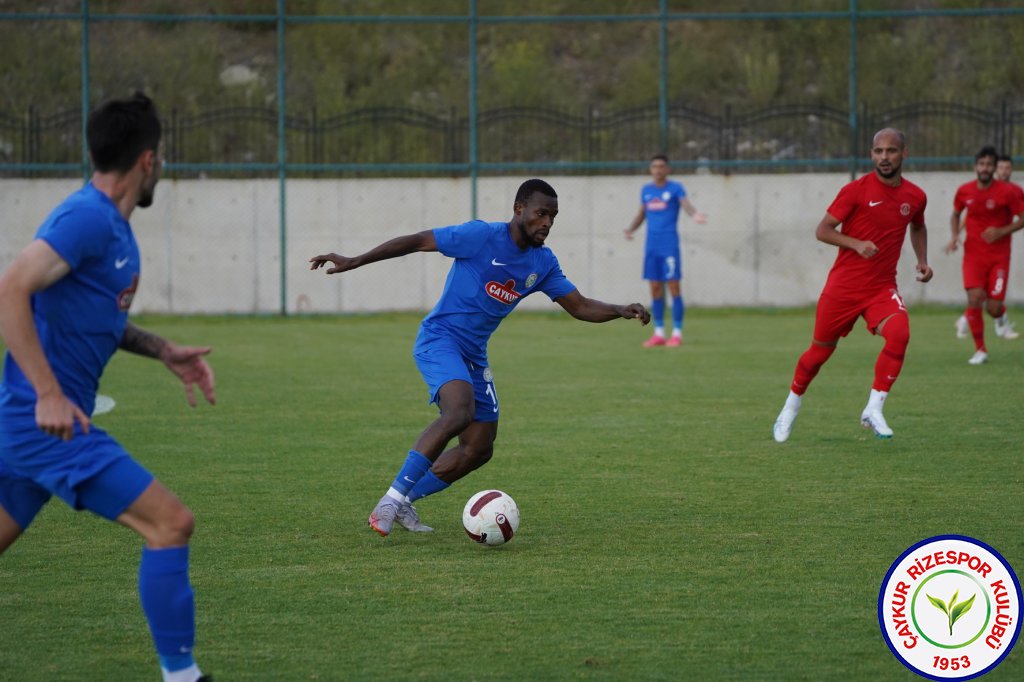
[309,253,356,274]
[621,303,650,325]
[623,229,634,241]
[692,212,708,224]
[943,239,959,254]
[35,390,90,441]
[981,227,1003,244]
[855,240,879,259]
[915,263,934,283]
[160,343,216,407]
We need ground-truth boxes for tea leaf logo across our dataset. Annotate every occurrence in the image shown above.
[927,589,977,636]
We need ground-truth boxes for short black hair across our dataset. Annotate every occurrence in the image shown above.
[515,178,557,205]
[87,92,161,173]
[975,145,998,162]
[651,154,669,163]
[997,154,1013,164]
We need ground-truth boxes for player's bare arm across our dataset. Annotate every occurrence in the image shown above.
[310,229,438,274]
[120,324,216,407]
[0,239,88,440]
[909,221,933,282]
[681,197,708,224]
[814,213,879,258]
[623,205,646,240]
[944,209,964,253]
[555,289,650,324]
[980,214,1024,243]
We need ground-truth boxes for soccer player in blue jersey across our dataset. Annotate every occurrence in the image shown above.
[0,93,215,682]
[310,179,650,536]
[624,154,707,347]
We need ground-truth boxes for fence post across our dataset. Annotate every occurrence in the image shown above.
[27,105,36,168]
[468,0,479,219]
[721,104,732,176]
[311,105,318,174]
[1000,99,1009,153]
[848,0,859,179]
[276,0,287,315]
[80,0,90,183]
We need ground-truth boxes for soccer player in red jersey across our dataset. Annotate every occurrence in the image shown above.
[954,153,1024,340]
[945,147,1024,364]
[773,128,933,442]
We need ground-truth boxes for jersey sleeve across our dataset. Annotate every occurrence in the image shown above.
[674,182,687,201]
[1009,185,1024,217]
[35,207,111,270]
[953,186,967,214]
[910,190,927,225]
[432,220,491,259]
[536,253,577,301]
[826,182,859,224]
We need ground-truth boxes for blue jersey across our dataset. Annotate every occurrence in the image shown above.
[641,180,687,253]
[1,183,140,418]
[417,220,576,364]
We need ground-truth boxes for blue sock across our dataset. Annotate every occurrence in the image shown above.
[651,298,665,329]
[407,470,451,503]
[390,450,432,497]
[138,546,195,671]
[672,295,684,332]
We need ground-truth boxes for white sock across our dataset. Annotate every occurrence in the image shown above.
[867,388,887,411]
[671,328,682,338]
[653,326,665,337]
[784,391,802,410]
[162,663,202,682]
[385,487,405,503]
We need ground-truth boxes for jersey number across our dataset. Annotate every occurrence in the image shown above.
[665,256,677,279]
[485,383,498,413]
[890,290,907,312]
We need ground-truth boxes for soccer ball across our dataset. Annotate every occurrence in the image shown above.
[462,490,520,546]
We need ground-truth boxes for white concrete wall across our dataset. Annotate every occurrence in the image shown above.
[2,174,1021,313]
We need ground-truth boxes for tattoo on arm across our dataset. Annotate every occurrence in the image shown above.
[119,323,167,359]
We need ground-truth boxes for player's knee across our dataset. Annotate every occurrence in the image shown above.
[882,314,910,348]
[152,505,194,546]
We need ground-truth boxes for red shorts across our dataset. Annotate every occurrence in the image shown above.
[962,256,1011,301]
[813,286,908,343]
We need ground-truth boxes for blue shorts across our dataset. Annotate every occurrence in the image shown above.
[413,333,499,423]
[643,248,683,281]
[0,411,153,530]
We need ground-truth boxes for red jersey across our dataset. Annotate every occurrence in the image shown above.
[953,179,1024,261]
[822,172,927,294]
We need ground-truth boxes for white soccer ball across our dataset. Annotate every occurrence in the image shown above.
[462,490,520,546]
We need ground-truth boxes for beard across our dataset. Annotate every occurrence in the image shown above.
[137,178,157,208]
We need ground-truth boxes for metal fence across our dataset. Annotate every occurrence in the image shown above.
[4,1,1024,313]
[6,100,1024,177]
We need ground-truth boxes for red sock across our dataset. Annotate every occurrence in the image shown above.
[874,314,909,392]
[966,307,986,351]
[791,343,836,395]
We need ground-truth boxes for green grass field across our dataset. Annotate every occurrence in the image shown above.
[1,308,1021,681]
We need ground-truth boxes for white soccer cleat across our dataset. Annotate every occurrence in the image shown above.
[994,316,1020,340]
[773,405,799,443]
[860,409,893,439]
[368,496,400,536]
[955,315,969,339]
[396,502,434,532]
[967,350,989,365]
